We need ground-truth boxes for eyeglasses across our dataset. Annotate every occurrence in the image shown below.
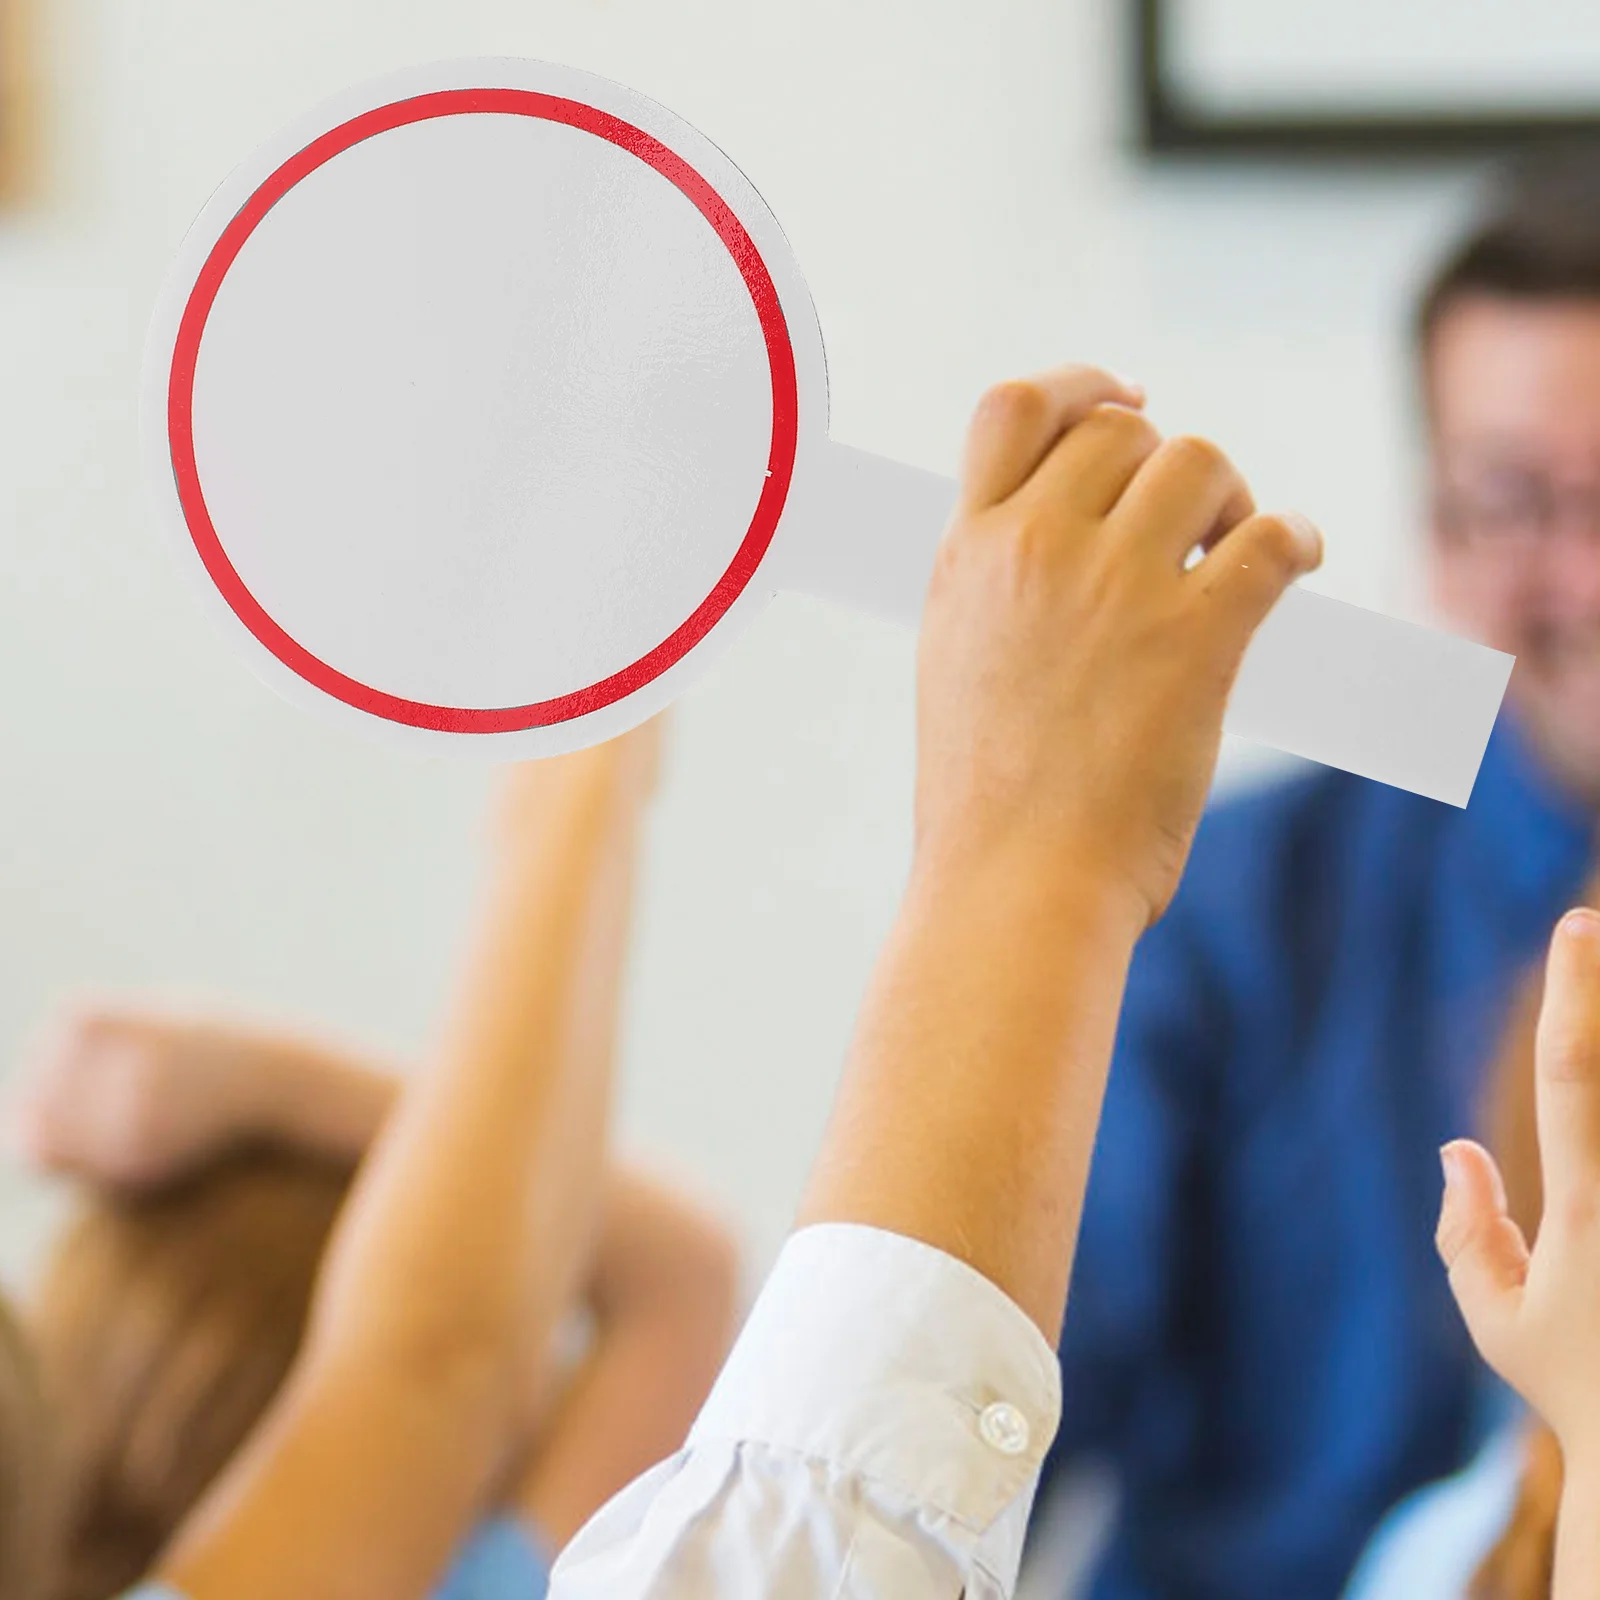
[1434,467,1600,550]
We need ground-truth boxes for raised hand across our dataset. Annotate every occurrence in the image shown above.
[804,363,1322,1339]
[8,1004,398,1189]
[8,1006,268,1188]
[1438,907,1600,1599]
[915,366,1321,929]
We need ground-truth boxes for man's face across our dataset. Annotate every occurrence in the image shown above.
[1428,294,1600,802]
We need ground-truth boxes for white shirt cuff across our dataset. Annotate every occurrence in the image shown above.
[689,1221,1063,1535]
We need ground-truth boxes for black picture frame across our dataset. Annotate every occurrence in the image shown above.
[1136,0,1600,157]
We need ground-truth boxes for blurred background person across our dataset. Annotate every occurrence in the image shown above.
[8,1010,737,1600]
[102,729,685,1600]
[1037,148,1600,1600]
[0,727,742,1600]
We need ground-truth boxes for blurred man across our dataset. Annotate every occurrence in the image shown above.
[1040,149,1600,1600]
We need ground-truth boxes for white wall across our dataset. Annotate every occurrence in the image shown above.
[0,0,1489,1288]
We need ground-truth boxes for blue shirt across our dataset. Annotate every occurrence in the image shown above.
[1045,714,1593,1600]
[121,1513,549,1600]
[1342,1413,1524,1600]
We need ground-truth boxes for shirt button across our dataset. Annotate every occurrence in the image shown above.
[978,1401,1031,1457]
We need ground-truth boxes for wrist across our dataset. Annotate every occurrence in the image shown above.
[236,1037,320,1148]
[196,1027,288,1146]
[254,1039,397,1163]
[496,749,646,852]
[1558,1427,1600,1493]
[909,825,1150,952]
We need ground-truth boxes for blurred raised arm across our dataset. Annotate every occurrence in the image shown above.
[152,731,657,1600]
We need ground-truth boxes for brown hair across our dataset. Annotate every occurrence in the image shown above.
[1469,970,1557,1600]
[0,1286,53,1600]
[1416,145,1600,369]
[30,1150,347,1600]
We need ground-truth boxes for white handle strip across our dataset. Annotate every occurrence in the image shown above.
[778,439,955,625]
[1226,587,1512,806]
[777,438,1513,807]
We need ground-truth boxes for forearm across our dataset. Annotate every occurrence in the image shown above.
[160,753,645,1600]
[239,1033,400,1164]
[306,761,637,1368]
[798,843,1144,1343]
[513,1176,739,1546]
[158,1352,509,1600]
[513,1289,733,1548]
[500,828,644,1337]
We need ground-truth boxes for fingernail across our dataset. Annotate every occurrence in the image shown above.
[1559,906,1600,945]
[1439,1142,1463,1194]
[1281,511,1323,569]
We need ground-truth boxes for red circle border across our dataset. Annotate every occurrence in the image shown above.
[167,88,800,734]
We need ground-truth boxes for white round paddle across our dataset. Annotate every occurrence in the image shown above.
[143,58,1512,804]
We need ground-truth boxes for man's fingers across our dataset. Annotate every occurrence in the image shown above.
[959,366,1145,511]
[1190,510,1322,638]
[1436,1138,1529,1371]
[1533,908,1600,1218]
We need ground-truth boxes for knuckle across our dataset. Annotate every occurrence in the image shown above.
[1088,404,1160,452]
[1434,1209,1473,1265]
[1549,1181,1600,1239]
[57,1002,101,1039]
[928,536,965,591]
[46,1014,100,1070]
[1243,514,1303,575]
[975,378,1047,434]
[1014,506,1067,562]
[1536,1019,1600,1085]
[1062,362,1123,393]
[928,523,991,595]
[73,1005,125,1053]
[1162,433,1231,480]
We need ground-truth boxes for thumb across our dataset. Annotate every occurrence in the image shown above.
[1437,1138,1529,1373]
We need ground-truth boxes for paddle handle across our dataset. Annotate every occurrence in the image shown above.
[775,438,1513,807]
